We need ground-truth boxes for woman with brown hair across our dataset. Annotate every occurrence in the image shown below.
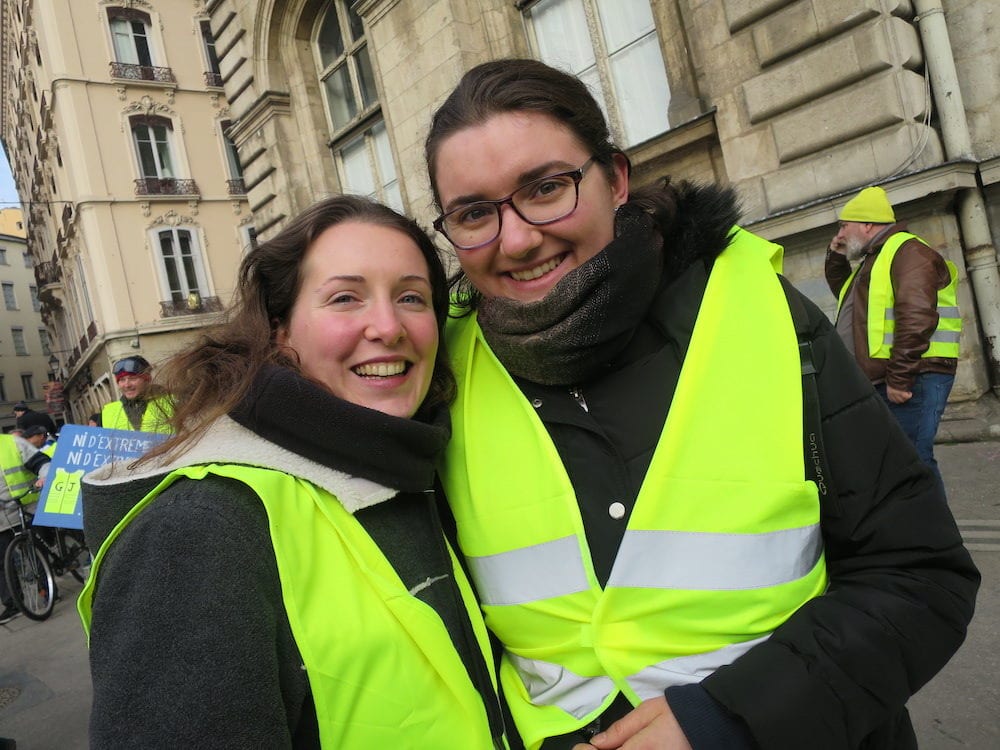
[427,59,978,750]
[78,195,506,748]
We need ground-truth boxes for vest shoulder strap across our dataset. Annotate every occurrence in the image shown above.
[778,275,836,503]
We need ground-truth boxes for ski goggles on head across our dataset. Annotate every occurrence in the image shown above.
[113,357,150,379]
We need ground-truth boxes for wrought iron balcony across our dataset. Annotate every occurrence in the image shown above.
[35,260,62,287]
[204,71,224,88]
[160,294,224,318]
[134,177,199,196]
[110,62,177,83]
[226,178,246,195]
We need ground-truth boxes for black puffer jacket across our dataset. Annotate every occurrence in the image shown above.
[505,183,979,749]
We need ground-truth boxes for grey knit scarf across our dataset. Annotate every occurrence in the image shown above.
[477,206,664,386]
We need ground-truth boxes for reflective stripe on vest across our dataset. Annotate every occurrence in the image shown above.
[0,436,36,499]
[865,232,961,359]
[79,464,505,748]
[101,397,174,433]
[441,227,826,749]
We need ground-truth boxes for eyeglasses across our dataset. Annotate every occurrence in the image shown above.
[112,357,149,376]
[433,157,596,251]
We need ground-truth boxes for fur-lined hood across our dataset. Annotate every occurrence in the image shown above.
[84,414,397,512]
[660,180,743,283]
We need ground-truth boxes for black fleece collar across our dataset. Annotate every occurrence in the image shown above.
[228,365,450,493]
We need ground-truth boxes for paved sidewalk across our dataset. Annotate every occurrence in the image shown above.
[0,574,89,749]
[939,389,1000,443]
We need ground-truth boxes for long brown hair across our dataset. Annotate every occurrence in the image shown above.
[143,195,455,463]
[424,58,680,309]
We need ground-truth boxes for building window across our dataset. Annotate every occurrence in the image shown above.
[29,285,40,312]
[110,8,153,67]
[525,0,671,147]
[221,120,245,194]
[155,228,213,315]
[201,21,223,87]
[315,1,377,134]
[2,282,16,310]
[21,373,34,400]
[130,115,196,195]
[107,7,174,82]
[133,115,174,179]
[23,251,32,268]
[240,225,258,255]
[11,327,27,355]
[0,248,7,265]
[339,122,401,211]
[0,375,6,403]
[39,328,51,356]
[313,2,400,210]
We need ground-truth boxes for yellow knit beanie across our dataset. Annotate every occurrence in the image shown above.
[839,186,895,223]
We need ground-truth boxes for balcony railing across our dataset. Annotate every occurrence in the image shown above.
[160,295,224,318]
[110,62,177,83]
[226,178,246,195]
[204,71,223,88]
[35,260,62,287]
[135,177,199,196]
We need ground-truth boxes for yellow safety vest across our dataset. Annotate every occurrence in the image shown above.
[0,435,38,503]
[836,232,961,359]
[101,396,174,433]
[79,463,505,748]
[440,228,827,749]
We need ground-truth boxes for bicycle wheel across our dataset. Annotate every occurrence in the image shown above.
[60,529,92,583]
[4,535,55,621]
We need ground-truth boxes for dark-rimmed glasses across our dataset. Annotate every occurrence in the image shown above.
[433,157,596,251]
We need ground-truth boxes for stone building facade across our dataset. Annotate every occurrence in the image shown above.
[0,207,58,431]
[206,0,1000,402]
[0,0,250,421]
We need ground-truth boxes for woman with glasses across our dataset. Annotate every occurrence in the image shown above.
[426,59,978,750]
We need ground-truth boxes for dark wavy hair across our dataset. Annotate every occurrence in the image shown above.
[425,58,682,309]
[143,195,455,462]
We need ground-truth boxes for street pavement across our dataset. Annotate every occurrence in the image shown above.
[1,441,998,749]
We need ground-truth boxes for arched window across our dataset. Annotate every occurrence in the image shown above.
[313,2,401,211]
[131,115,174,179]
[108,8,153,67]
[129,115,197,196]
[154,227,213,316]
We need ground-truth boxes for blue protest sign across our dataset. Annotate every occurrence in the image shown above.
[32,424,168,529]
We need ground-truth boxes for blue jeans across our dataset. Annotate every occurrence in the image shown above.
[876,372,954,486]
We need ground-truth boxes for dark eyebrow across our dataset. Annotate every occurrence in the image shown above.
[443,160,580,212]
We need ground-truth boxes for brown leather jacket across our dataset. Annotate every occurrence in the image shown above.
[825,223,957,391]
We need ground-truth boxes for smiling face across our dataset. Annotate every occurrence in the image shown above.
[433,111,629,303]
[117,374,150,400]
[277,221,439,419]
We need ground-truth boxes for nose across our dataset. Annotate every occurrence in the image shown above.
[364,301,406,345]
[497,203,542,260]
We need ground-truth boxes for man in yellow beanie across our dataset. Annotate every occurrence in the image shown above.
[826,186,960,485]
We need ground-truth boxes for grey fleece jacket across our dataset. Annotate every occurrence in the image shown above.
[82,415,497,749]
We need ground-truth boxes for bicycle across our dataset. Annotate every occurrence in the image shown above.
[2,493,91,621]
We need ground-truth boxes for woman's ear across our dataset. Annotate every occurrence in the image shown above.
[273,319,289,347]
[610,152,630,205]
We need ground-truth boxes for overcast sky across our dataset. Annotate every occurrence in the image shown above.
[0,148,21,210]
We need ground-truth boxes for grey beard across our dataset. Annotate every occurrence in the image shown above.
[845,237,866,261]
